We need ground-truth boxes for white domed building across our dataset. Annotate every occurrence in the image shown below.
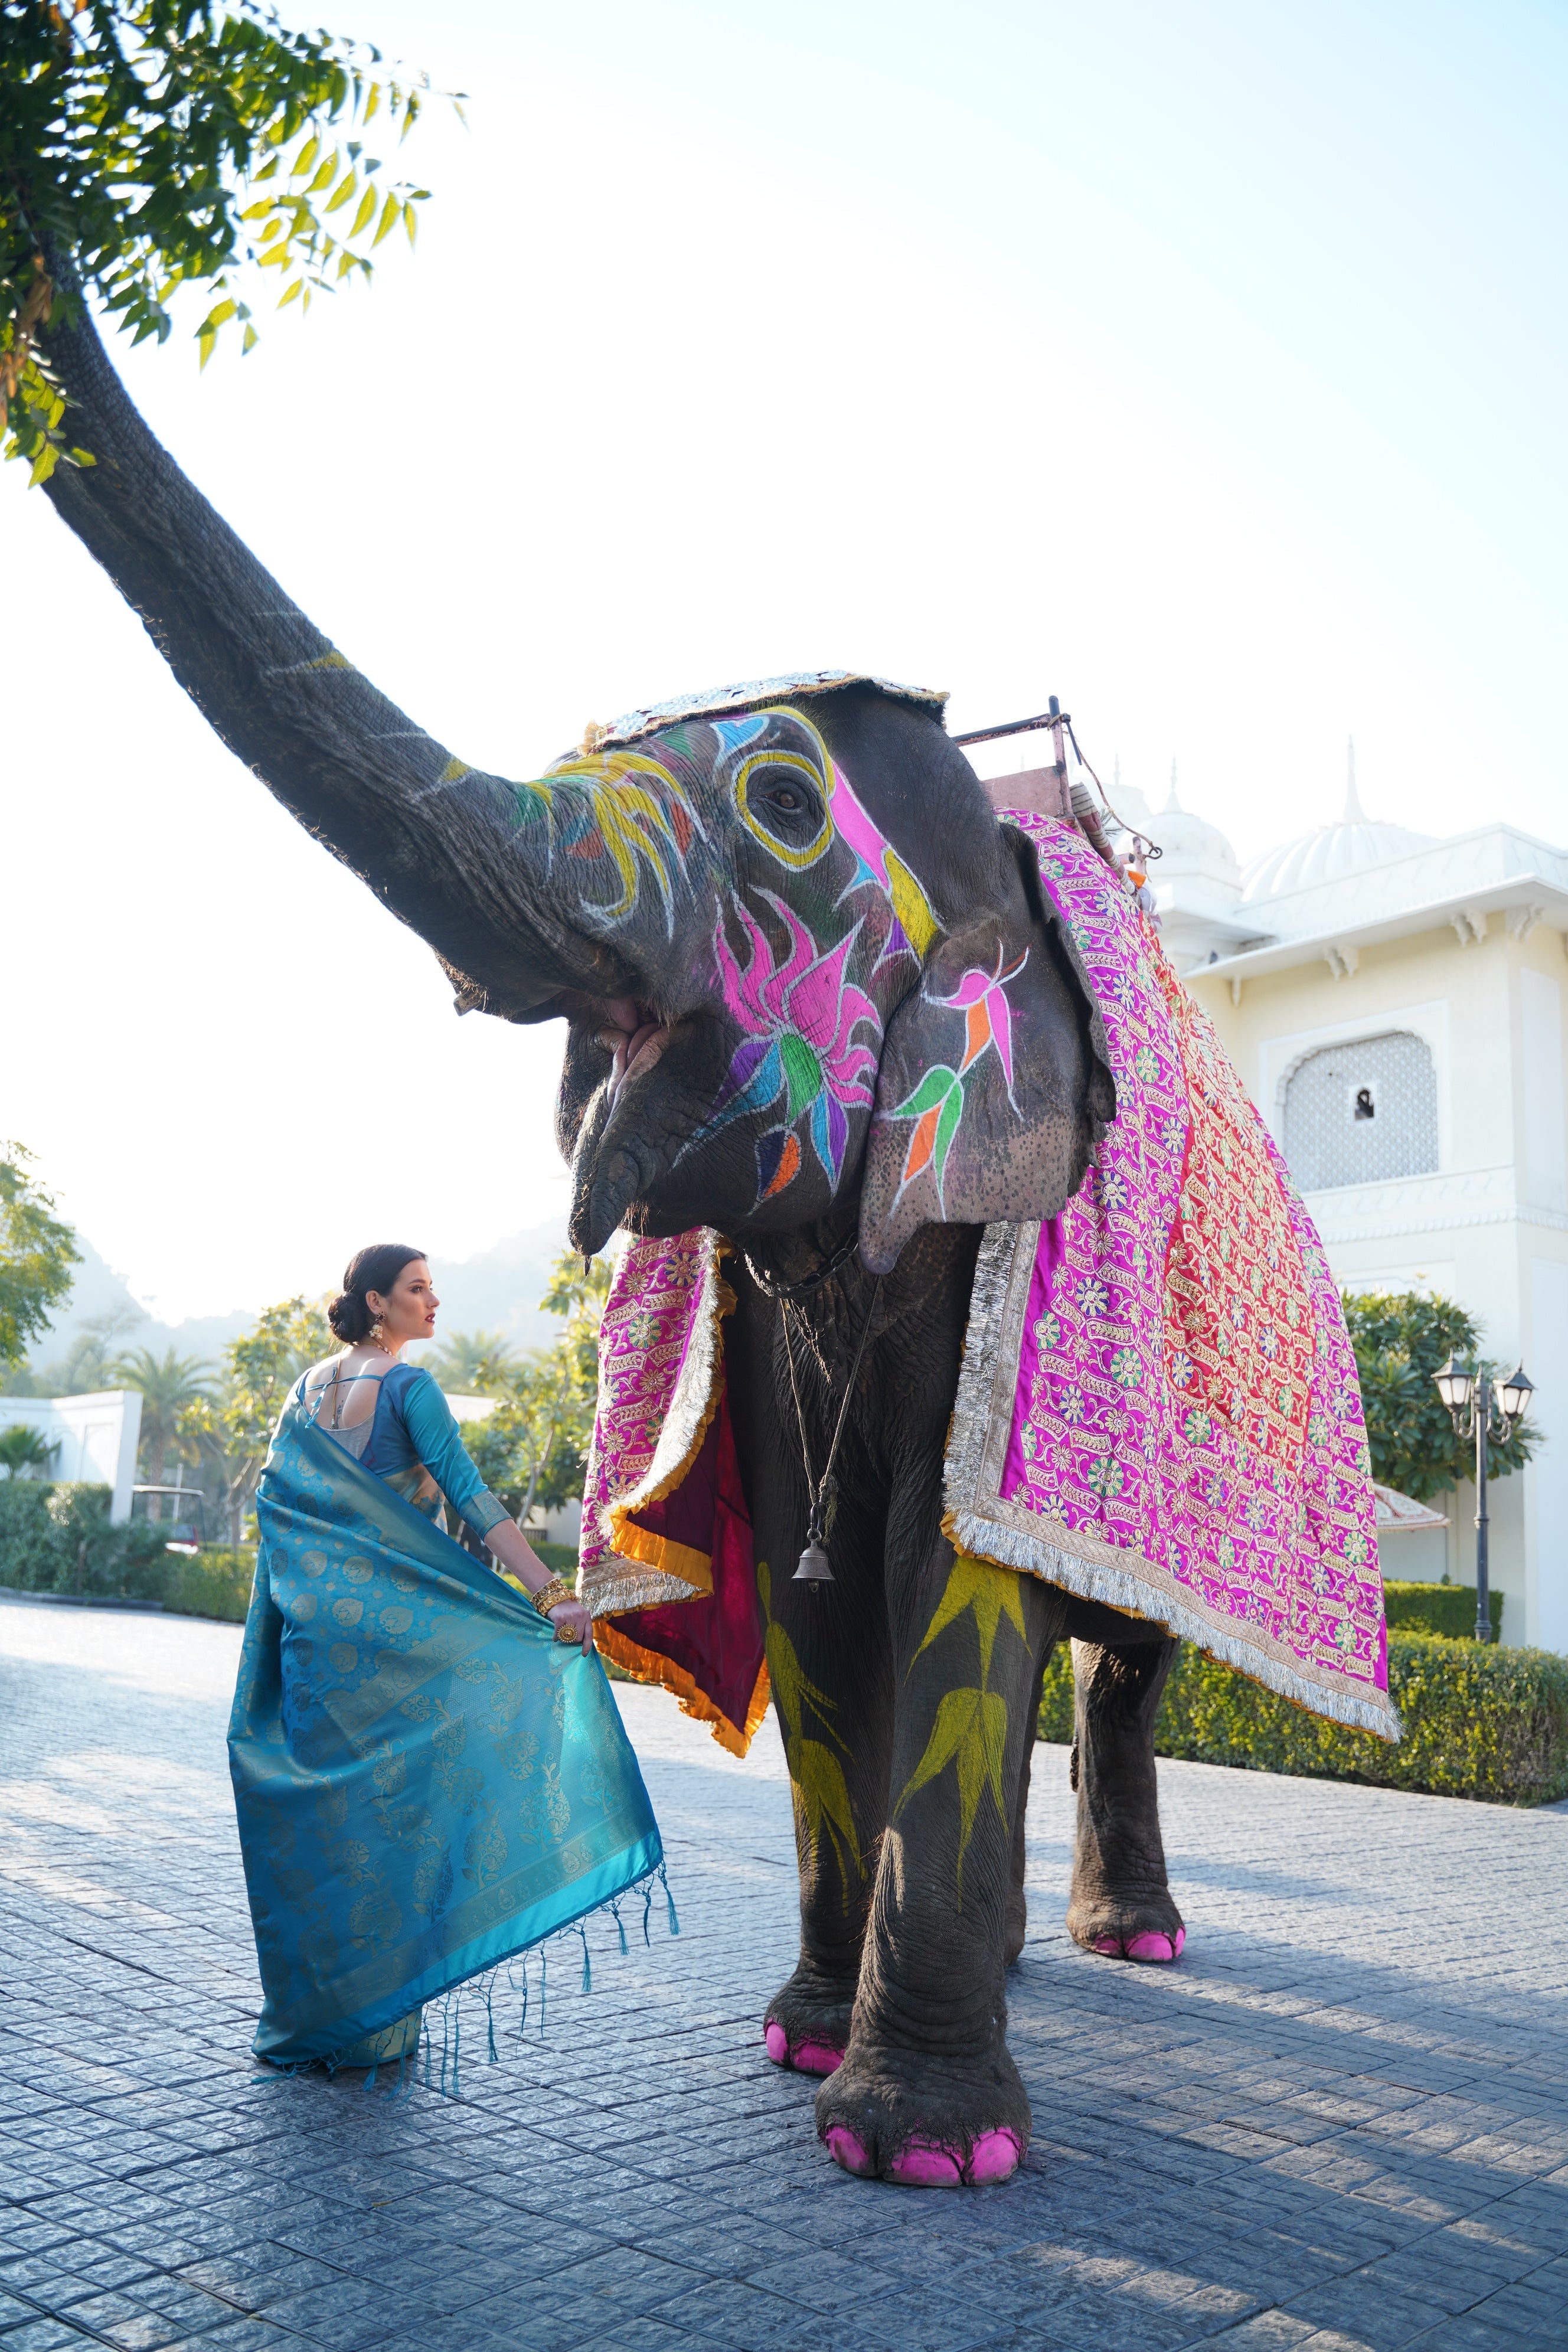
[1132,754,1568,1649]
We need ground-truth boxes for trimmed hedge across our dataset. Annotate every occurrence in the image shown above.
[160,1547,256,1623]
[1383,1578,1503,1641]
[1038,1630,1568,1807]
[0,1479,169,1598]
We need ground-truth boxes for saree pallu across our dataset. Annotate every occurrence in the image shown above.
[230,1397,664,2065]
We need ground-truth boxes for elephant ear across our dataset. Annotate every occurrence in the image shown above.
[858,823,1117,1272]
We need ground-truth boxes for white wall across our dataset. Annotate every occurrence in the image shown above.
[1522,969,1567,1213]
[0,1391,143,1524]
[1527,1256,1568,1651]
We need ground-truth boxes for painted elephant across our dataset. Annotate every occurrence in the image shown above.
[39,291,1390,2189]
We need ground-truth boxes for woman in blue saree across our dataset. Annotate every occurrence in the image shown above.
[228,1243,664,2070]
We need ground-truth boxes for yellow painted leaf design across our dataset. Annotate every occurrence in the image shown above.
[896,1685,1011,1897]
[898,1687,980,1807]
[788,1733,862,1886]
[914,1552,1026,1680]
[764,1619,845,1750]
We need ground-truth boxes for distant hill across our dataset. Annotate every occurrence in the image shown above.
[5,1219,572,1391]
[404,1220,573,1366]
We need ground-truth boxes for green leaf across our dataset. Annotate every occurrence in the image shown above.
[892,1064,960,1120]
[324,169,358,214]
[932,1081,965,1203]
[350,187,378,238]
[241,325,259,354]
[373,192,401,247]
[403,200,419,248]
[292,133,321,179]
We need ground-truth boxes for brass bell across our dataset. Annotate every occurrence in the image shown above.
[793,1540,834,1583]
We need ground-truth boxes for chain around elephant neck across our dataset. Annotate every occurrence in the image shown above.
[742,1225,861,1302]
[781,1274,883,1563]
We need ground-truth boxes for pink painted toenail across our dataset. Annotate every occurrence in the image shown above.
[964,2129,1022,2185]
[825,2126,874,2175]
[888,2141,964,2187]
[792,2040,844,2076]
[765,2022,789,2065]
[1125,1931,1175,1962]
[1094,1934,1122,1955]
[1173,1925,1186,1956]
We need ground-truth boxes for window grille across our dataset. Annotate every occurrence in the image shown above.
[1282,1031,1438,1192]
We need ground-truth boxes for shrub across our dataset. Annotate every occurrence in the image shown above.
[1038,1629,1568,1806]
[0,1479,168,1598]
[1383,1579,1502,1641]
[160,1547,256,1624]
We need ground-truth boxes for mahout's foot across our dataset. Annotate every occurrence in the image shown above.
[814,2037,1030,2187]
[1066,1887,1185,1964]
[764,1965,855,2077]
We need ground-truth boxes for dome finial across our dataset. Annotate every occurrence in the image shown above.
[1163,757,1182,815]
[1344,735,1365,824]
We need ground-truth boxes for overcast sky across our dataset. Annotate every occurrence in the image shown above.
[6,0,1565,1326]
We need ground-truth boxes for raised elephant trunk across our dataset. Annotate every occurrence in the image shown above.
[37,276,628,1020]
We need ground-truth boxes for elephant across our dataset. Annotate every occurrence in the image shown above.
[38,293,1245,2190]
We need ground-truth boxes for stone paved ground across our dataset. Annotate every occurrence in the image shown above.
[2,1593,1567,2352]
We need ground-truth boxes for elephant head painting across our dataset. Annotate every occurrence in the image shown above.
[38,293,1397,2189]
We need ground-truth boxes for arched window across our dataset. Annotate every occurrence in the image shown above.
[1282,1031,1438,1192]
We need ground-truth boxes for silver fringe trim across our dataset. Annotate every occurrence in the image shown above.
[946,1223,1402,1744]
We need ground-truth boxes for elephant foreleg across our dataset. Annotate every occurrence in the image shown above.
[814,1545,1064,2187]
[759,1542,894,2079]
[1065,1634,1185,1963]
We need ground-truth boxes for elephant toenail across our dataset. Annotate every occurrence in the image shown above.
[963,2129,1023,2185]
[1094,1934,1123,1956]
[1125,1930,1175,1962]
[1173,1925,1186,1956]
[824,2126,875,2175]
[764,2022,789,2065]
[791,2040,844,2075]
[888,2141,964,2187]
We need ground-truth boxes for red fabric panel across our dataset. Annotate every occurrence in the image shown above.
[614,1392,765,1746]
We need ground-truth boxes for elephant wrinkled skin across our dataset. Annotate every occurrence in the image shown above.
[40,286,1190,2187]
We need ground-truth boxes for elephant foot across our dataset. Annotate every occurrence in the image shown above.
[765,1966,855,2077]
[1067,1889,1185,1964]
[814,2040,1030,2187]
[765,2020,844,2075]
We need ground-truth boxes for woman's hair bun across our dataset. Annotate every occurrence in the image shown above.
[330,1244,426,1344]
[327,1289,373,1342]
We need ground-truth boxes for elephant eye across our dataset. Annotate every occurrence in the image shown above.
[734,752,832,867]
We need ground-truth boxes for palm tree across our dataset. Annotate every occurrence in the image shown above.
[426,1329,520,1397]
[0,1424,57,1479]
[112,1347,217,1500]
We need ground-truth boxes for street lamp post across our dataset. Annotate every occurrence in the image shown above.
[1431,1357,1534,1641]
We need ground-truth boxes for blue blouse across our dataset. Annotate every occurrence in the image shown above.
[303,1360,509,1538]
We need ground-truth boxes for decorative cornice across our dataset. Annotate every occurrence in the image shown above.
[1304,1164,1568,1245]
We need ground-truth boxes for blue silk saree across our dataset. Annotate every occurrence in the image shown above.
[229,1389,665,2067]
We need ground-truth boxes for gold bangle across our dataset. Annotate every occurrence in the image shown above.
[530,1577,572,1618]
